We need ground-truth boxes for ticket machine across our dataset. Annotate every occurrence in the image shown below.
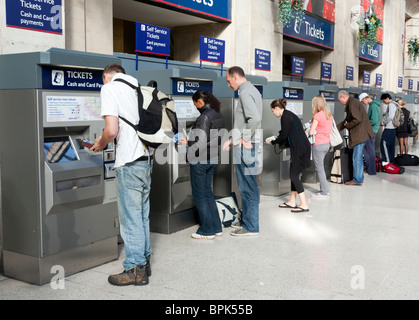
[136,68,219,234]
[261,81,308,196]
[0,49,119,285]
[212,74,267,204]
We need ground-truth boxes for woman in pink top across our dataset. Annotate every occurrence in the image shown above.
[309,95,332,198]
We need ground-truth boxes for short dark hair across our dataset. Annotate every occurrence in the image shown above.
[381,93,392,100]
[103,64,126,76]
[227,66,245,78]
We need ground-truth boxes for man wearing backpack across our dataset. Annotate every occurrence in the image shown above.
[91,64,152,286]
[380,93,399,163]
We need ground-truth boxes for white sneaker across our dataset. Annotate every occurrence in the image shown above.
[191,233,215,240]
[215,232,222,237]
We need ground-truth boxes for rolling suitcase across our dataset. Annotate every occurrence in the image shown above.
[331,131,353,184]
[331,148,353,183]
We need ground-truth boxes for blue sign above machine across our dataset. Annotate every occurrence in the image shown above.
[346,66,354,81]
[5,0,63,35]
[409,79,414,90]
[135,22,171,57]
[148,0,231,22]
[359,43,383,64]
[255,49,271,71]
[376,74,383,86]
[200,36,225,64]
[283,88,304,100]
[291,57,305,76]
[172,78,213,96]
[363,71,371,84]
[398,77,403,88]
[283,14,335,50]
[42,66,104,91]
[321,62,332,79]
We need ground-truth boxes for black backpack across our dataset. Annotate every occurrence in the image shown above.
[114,79,178,149]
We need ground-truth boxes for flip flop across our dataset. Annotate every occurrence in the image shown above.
[279,202,296,209]
[291,207,310,213]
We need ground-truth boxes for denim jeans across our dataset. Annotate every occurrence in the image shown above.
[233,144,260,233]
[115,159,153,270]
[353,142,366,184]
[190,161,222,236]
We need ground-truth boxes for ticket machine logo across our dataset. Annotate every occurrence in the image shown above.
[177,81,185,93]
[52,70,65,86]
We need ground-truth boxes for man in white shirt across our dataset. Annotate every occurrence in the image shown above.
[92,64,152,286]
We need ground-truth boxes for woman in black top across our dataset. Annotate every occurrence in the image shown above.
[395,99,410,155]
[267,98,312,213]
[179,90,225,239]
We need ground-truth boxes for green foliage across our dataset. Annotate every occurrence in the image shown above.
[407,37,419,66]
[358,7,382,50]
[277,0,305,28]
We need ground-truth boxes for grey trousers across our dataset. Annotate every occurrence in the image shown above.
[312,143,330,195]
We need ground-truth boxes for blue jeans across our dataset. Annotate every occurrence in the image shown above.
[115,160,153,270]
[233,144,260,233]
[190,161,222,236]
[353,142,366,184]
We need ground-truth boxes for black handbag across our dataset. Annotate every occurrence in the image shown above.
[408,117,417,135]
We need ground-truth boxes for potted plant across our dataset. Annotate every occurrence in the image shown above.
[407,37,419,66]
[358,6,382,50]
[277,0,305,27]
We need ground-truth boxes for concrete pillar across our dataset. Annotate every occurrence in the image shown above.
[65,0,113,55]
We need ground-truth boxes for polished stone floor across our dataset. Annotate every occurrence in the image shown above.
[1,146,419,300]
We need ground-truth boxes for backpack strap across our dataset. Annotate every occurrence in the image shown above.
[113,78,144,122]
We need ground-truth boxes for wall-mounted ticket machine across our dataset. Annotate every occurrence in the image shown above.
[0,49,119,285]
[136,68,219,234]
[261,81,308,196]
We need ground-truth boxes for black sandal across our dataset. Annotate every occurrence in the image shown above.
[279,202,296,209]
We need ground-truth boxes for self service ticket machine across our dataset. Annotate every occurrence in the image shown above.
[212,74,267,205]
[0,50,119,285]
[261,81,309,196]
[136,68,219,234]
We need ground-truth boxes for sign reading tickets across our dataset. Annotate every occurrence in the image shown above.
[283,14,335,50]
[6,0,62,35]
[200,36,225,64]
[346,66,354,81]
[136,23,171,57]
[359,42,383,64]
[172,78,213,96]
[149,0,231,22]
[42,66,104,91]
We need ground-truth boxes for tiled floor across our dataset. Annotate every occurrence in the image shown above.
[1,145,419,300]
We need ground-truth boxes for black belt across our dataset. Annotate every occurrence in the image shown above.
[135,155,152,162]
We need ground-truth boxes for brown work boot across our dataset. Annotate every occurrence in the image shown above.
[108,265,149,286]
